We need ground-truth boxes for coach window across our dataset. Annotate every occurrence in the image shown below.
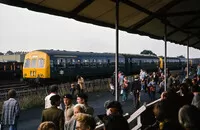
[31,59,37,68]
[97,59,103,67]
[66,59,75,68]
[38,58,44,68]
[83,59,89,67]
[103,59,107,67]
[119,57,125,67]
[76,59,81,68]
[93,59,97,66]
[57,58,66,68]
[89,59,95,67]
[110,58,115,67]
[24,59,30,68]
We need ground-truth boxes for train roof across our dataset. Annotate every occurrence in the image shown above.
[36,49,119,57]
[31,50,161,59]
[158,56,180,60]
[122,54,158,58]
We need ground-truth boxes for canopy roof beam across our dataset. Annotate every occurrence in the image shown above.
[180,30,200,43]
[167,16,200,37]
[126,0,183,31]
[191,40,200,46]
[123,0,190,36]
[163,10,200,17]
[71,0,94,14]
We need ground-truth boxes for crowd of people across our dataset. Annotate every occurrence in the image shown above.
[2,67,200,130]
[113,67,200,130]
[0,74,131,130]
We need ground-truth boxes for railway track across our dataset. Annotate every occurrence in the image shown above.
[0,81,35,100]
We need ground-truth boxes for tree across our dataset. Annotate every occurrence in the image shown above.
[0,52,4,55]
[5,50,14,55]
[140,50,157,56]
[177,55,185,58]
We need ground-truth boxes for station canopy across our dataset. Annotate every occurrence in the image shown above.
[1,0,200,49]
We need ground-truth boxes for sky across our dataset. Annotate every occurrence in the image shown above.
[1,4,200,58]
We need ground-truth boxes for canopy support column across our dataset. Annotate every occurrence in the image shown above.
[187,39,189,78]
[164,24,167,91]
[115,0,119,101]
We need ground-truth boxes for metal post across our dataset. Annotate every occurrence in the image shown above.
[164,24,167,91]
[187,39,189,78]
[115,0,119,101]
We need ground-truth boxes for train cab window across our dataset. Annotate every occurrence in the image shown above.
[31,59,37,68]
[57,58,66,68]
[24,59,30,68]
[38,58,45,68]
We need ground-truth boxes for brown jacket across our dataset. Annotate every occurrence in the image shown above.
[42,106,64,130]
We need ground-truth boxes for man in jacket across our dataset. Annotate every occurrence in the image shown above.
[45,84,58,109]
[1,89,20,130]
[42,95,64,130]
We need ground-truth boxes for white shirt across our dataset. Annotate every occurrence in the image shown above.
[45,93,56,109]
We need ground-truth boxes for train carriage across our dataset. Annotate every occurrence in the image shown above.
[123,54,159,75]
[0,61,23,80]
[23,50,126,82]
[23,49,187,84]
[159,57,182,71]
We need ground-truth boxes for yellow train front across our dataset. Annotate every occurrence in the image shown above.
[23,50,50,83]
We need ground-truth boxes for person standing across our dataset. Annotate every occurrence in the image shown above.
[42,95,64,130]
[131,75,141,109]
[197,64,200,76]
[62,94,74,123]
[77,75,85,94]
[1,89,20,130]
[45,84,58,109]
[76,93,94,116]
[122,76,129,102]
[75,113,96,130]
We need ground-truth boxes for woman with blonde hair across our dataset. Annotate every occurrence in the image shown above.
[75,113,96,130]
[38,121,56,130]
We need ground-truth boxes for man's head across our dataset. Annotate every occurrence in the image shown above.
[63,94,73,106]
[77,93,88,104]
[49,84,58,93]
[106,101,123,115]
[8,89,16,98]
[73,104,86,117]
[50,95,61,106]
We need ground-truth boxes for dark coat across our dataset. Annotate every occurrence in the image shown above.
[131,80,141,92]
[42,106,64,130]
